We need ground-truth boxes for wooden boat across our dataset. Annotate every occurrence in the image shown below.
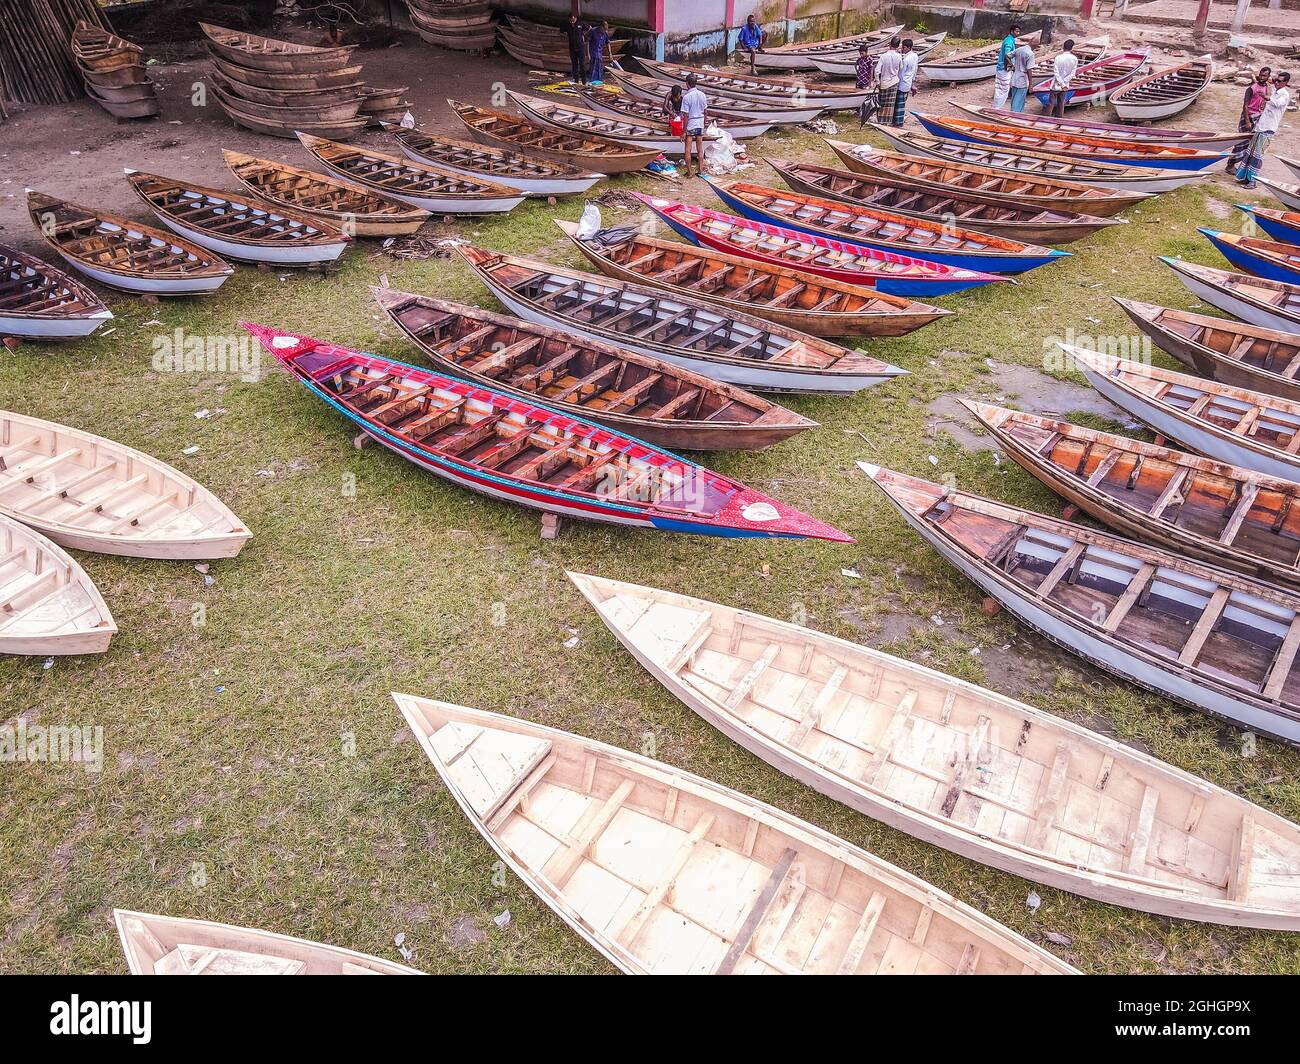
[1259,176,1300,213]
[862,462,1300,748]
[824,139,1148,217]
[411,0,491,16]
[27,191,233,296]
[1161,257,1300,335]
[199,22,355,74]
[950,103,1248,151]
[1111,56,1213,121]
[554,219,949,338]
[570,572,1300,929]
[573,89,773,139]
[0,512,114,656]
[706,178,1068,274]
[768,159,1121,244]
[222,150,429,237]
[968,400,1300,592]
[1068,345,1300,482]
[71,20,141,73]
[1280,155,1300,185]
[919,31,1041,84]
[395,695,1075,973]
[85,80,160,119]
[751,24,905,70]
[911,112,1224,172]
[497,20,623,68]
[506,91,709,155]
[0,243,111,341]
[1026,35,1109,82]
[207,70,362,123]
[809,33,949,77]
[359,86,407,112]
[603,68,824,124]
[114,911,421,975]
[409,6,496,51]
[449,99,659,175]
[244,322,851,541]
[372,289,814,450]
[456,244,903,395]
[636,195,1007,298]
[634,56,872,111]
[1236,204,1300,248]
[872,125,1208,194]
[387,124,604,197]
[1029,49,1150,110]
[1202,228,1300,286]
[296,133,525,215]
[82,62,149,89]
[208,55,363,92]
[126,169,350,268]
[210,81,367,140]
[0,409,251,559]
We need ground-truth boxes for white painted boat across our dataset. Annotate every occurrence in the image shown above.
[1110,55,1213,121]
[751,25,905,70]
[1280,155,1300,185]
[1259,176,1300,213]
[506,91,703,156]
[808,32,947,77]
[604,68,826,124]
[1161,257,1300,335]
[395,694,1077,974]
[0,243,112,340]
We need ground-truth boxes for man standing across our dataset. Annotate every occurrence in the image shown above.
[992,22,1019,109]
[895,38,918,126]
[876,36,902,128]
[1237,70,1291,189]
[565,15,588,86]
[1227,67,1273,173]
[737,15,765,73]
[588,20,611,86]
[681,73,709,177]
[854,43,878,126]
[1048,40,1077,117]
[1008,35,1036,112]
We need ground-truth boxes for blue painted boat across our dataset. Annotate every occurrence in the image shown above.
[1201,227,1300,285]
[1237,204,1300,247]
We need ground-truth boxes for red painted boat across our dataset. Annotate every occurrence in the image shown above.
[242,323,852,542]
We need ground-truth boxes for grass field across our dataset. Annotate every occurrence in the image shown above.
[3,118,1299,976]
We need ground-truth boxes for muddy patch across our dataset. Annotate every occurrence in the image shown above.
[448,915,487,949]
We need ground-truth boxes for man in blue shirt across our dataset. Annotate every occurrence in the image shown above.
[588,20,611,86]
[992,22,1020,109]
[736,15,766,73]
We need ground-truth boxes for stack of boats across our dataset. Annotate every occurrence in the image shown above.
[407,0,496,53]
[70,20,159,120]
[497,13,626,70]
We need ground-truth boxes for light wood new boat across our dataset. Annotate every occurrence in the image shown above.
[199,22,355,73]
[71,20,142,72]
[209,81,367,140]
[27,190,233,296]
[372,288,814,450]
[635,56,871,110]
[386,124,603,197]
[85,80,160,119]
[114,911,421,974]
[570,572,1300,929]
[919,31,1041,83]
[603,68,824,124]
[0,409,251,559]
[296,133,525,215]
[768,159,1121,244]
[862,463,1300,747]
[506,91,705,155]
[1029,50,1150,109]
[0,244,112,341]
[208,54,363,91]
[449,99,659,175]
[554,219,949,338]
[577,86,773,138]
[1161,257,1300,335]
[395,695,1076,973]
[751,24,904,70]
[126,169,350,268]
[950,103,1245,151]
[968,400,1300,590]
[809,33,949,77]
[1111,56,1213,121]
[456,245,902,394]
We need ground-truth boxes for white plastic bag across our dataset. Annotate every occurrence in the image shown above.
[575,203,602,240]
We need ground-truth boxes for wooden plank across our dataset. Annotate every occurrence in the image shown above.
[862,689,917,784]
[955,943,981,974]
[789,666,849,746]
[723,643,781,710]
[1101,562,1155,632]
[1262,612,1300,700]
[1227,815,1256,902]
[1025,743,1070,849]
[1037,541,1085,598]
[614,813,715,947]
[1177,585,1231,666]
[714,848,798,975]
[1217,482,1260,546]
[1148,467,1191,518]
[540,777,634,888]
[837,891,885,975]
[1124,785,1159,874]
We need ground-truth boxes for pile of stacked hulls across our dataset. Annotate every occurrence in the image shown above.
[70,19,159,120]
[407,0,495,54]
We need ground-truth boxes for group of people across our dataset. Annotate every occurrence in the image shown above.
[564,14,614,87]
[1228,66,1292,189]
[990,23,1076,115]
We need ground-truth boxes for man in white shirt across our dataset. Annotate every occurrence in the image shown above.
[681,73,709,177]
[1008,39,1036,113]
[992,23,1020,109]
[894,38,919,126]
[876,37,902,128]
[1237,70,1291,188]
[1048,40,1077,117]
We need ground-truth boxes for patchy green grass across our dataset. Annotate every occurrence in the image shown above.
[3,121,1299,976]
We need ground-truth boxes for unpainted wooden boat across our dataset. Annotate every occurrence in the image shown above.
[395,695,1075,973]
[636,195,1006,298]
[449,99,659,175]
[950,103,1247,151]
[862,463,1300,748]
[296,133,525,215]
[635,56,871,110]
[82,62,149,89]
[1111,56,1213,121]
[0,512,114,656]
[1280,155,1300,185]
[27,190,233,296]
[85,80,160,119]
[706,178,1068,274]
[408,6,496,50]
[386,124,603,197]
[245,322,851,540]
[809,32,948,77]
[1202,227,1300,286]
[126,169,350,267]
[359,85,408,111]
[919,31,1041,83]
[210,81,367,140]
[577,86,772,138]
[1161,257,1300,335]
[0,243,112,340]
[751,24,904,70]
[372,288,814,450]
[554,219,949,338]
[0,409,251,559]
[1259,176,1300,213]
[824,139,1148,217]
[506,91,705,155]
[207,70,362,123]
[222,150,429,237]
[208,54,363,91]
[114,910,421,974]
[1235,204,1300,249]
[768,159,1121,244]
[1030,49,1150,109]
[71,20,141,72]
[199,21,355,73]
[570,572,1300,929]
[603,68,824,124]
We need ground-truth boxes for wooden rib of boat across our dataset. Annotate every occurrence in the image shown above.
[207,70,362,123]
[950,103,1248,151]
[506,91,703,154]
[372,289,814,450]
[968,400,1300,591]
[409,6,496,50]
[0,409,251,559]
[602,68,824,124]
[27,190,233,296]
[222,150,429,237]
[296,133,525,215]
[862,462,1300,748]
[86,79,160,118]
[199,22,355,74]
[456,243,903,394]
[824,139,1148,217]
[768,159,1121,245]
[208,54,363,91]
[1030,49,1150,109]
[1161,257,1300,335]
[636,194,1006,298]
[395,694,1074,973]
[0,512,114,656]
[919,31,1042,83]
[386,124,603,197]
[114,911,421,975]
[1259,176,1300,213]
[751,24,904,69]
[554,219,949,338]
[244,321,851,541]
[1202,227,1300,286]
[570,571,1300,929]
[706,178,1068,274]
[210,82,367,140]
[809,32,948,77]
[573,89,773,139]
[873,124,1207,194]
[635,56,870,110]
[448,99,659,175]
[0,243,111,340]
[1026,36,1109,82]
[911,112,1223,171]
[1235,204,1300,250]
[1111,56,1213,121]
[71,20,141,72]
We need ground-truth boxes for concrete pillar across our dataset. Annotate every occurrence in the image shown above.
[1231,0,1253,31]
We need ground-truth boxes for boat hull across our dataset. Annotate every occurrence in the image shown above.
[55,252,229,295]
[394,143,600,196]
[1205,230,1300,285]
[147,213,348,267]
[0,308,111,340]
[1163,258,1300,334]
[1260,177,1300,212]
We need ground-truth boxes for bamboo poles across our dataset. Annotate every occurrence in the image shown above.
[0,0,109,106]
